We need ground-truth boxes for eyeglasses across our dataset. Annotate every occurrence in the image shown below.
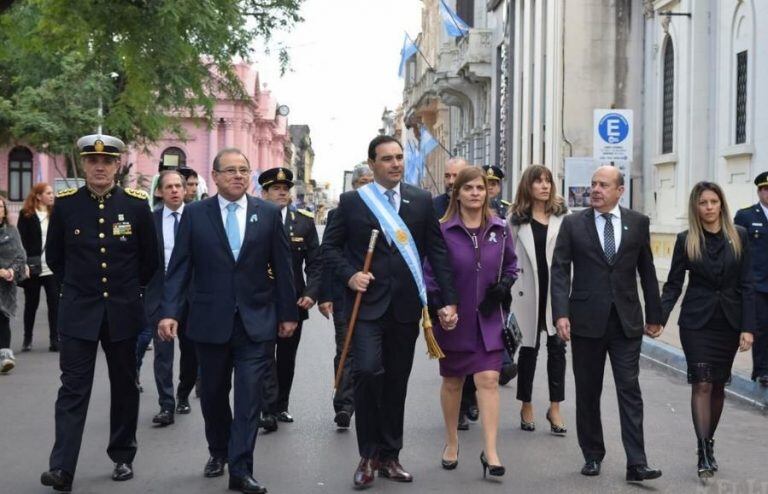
[217,167,251,177]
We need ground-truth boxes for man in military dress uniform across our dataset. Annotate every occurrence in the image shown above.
[259,167,322,429]
[41,134,158,492]
[483,165,511,218]
[735,171,768,386]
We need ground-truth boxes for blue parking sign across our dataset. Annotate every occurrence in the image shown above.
[598,113,629,144]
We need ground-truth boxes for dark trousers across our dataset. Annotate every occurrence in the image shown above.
[751,292,768,379]
[571,306,646,467]
[136,326,153,371]
[196,315,272,478]
[517,329,567,403]
[22,274,59,346]
[152,319,198,411]
[333,314,354,414]
[460,378,477,413]
[49,322,139,475]
[263,320,303,413]
[352,307,419,460]
[0,312,10,348]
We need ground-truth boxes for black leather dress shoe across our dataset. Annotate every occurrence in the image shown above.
[41,469,73,492]
[259,413,278,432]
[467,405,479,422]
[353,458,376,489]
[204,457,227,477]
[176,397,191,414]
[581,460,601,476]
[626,464,662,482]
[378,459,413,482]
[334,410,351,429]
[758,375,768,387]
[112,463,133,481]
[457,412,469,431]
[276,411,294,423]
[228,474,267,494]
[152,409,174,426]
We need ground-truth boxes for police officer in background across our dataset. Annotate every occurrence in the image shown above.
[41,134,158,492]
[259,167,322,430]
[483,165,511,218]
[735,171,768,386]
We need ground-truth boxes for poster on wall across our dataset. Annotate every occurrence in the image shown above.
[564,157,630,210]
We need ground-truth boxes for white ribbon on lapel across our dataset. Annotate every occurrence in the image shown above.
[357,183,427,306]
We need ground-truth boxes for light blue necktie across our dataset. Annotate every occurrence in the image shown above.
[384,189,397,211]
[225,202,241,259]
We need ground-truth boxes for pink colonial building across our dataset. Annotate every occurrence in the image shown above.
[0,62,288,213]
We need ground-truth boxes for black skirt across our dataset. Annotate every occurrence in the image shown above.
[680,305,739,384]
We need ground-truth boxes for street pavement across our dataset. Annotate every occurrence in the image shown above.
[2,298,767,494]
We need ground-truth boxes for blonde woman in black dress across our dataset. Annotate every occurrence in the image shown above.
[661,182,755,479]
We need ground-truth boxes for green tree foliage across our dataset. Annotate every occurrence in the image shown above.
[0,0,302,160]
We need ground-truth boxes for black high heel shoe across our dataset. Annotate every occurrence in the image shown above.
[520,411,535,431]
[697,439,714,479]
[441,445,459,470]
[705,438,718,471]
[545,409,567,435]
[480,451,505,478]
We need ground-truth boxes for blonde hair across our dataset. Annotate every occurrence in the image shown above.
[441,167,494,224]
[685,181,741,261]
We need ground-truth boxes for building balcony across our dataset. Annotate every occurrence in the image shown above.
[439,29,493,81]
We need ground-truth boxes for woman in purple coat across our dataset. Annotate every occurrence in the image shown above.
[425,167,518,479]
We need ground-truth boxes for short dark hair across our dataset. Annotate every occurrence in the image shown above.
[157,170,186,190]
[213,148,250,171]
[367,135,402,161]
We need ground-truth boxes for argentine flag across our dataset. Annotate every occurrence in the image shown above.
[419,125,439,157]
[398,33,418,78]
[439,0,470,38]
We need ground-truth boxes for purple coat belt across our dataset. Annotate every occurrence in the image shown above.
[424,213,518,353]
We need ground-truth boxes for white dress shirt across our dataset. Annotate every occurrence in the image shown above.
[374,181,401,212]
[162,203,184,271]
[36,209,53,277]
[218,194,248,250]
[594,203,622,252]
[281,206,288,225]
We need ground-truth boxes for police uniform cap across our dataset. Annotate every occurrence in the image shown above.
[77,134,125,157]
[259,167,294,189]
[755,171,768,189]
[482,165,505,181]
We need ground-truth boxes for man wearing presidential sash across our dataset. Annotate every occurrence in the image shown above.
[323,135,458,488]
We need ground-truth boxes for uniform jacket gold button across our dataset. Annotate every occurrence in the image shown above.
[103,292,109,298]
[100,247,106,253]
[99,204,105,209]
[99,233,105,239]
[101,262,107,269]
[99,218,105,224]
[102,277,107,283]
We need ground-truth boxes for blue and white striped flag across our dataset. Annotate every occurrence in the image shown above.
[419,125,439,157]
[439,0,470,38]
[398,33,418,78]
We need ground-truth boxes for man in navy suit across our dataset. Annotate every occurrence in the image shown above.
[144,170,198,427]
[734,171,768,385]
[158,148,297,494]
[323,135,457,488]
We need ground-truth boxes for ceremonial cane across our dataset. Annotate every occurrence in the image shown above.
[333,229,380,392]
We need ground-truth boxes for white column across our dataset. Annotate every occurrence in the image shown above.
[207,123,217,172]
[520,0,534,169]
[531,0,545,165]
[511,0,524,183]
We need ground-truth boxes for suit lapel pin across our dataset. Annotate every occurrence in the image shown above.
[249,213,258,223]
[623,225,628,231]
[402,198,410,204]
[488,232,498,243]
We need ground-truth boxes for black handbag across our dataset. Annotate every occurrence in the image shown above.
[27,255,42,277]
[497,224,523,357]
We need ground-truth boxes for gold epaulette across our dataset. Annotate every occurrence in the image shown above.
[124,188,149,200]
[500,199,511,206]
[297,209,314,219]
[56,187,77,198]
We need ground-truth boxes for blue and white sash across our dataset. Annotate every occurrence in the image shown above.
[357,183,427,307]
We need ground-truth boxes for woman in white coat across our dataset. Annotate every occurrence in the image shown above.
[509,165,569,434]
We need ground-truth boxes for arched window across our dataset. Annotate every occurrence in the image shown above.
[8,146,33,201]
[661,36,674,154]
[161,147,186,167]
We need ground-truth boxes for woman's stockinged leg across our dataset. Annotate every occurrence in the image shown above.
[474,370,501,465]
[441,376,464,461]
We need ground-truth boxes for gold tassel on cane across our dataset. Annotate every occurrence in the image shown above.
[422,306,445,359]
